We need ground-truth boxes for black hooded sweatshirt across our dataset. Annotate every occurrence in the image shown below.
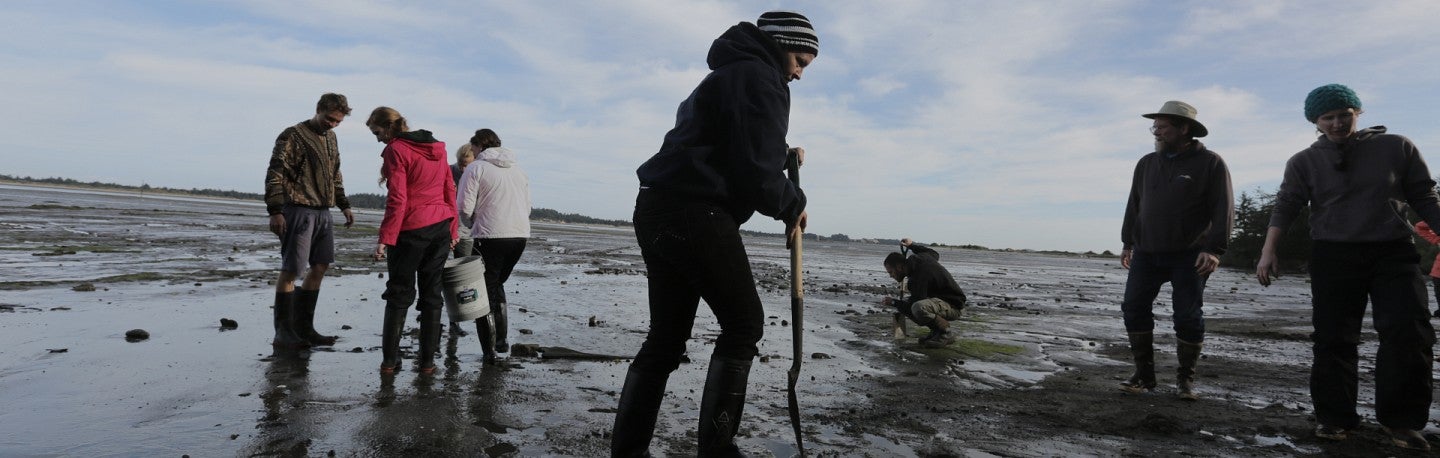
[635,21,806,226]
[897,244,967,311]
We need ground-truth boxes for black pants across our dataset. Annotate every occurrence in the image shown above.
[473,237,527,306]
[382,219,452,312]
[1308,239,1435,430]
[627,190,765,374]
[1431,276,1440,312]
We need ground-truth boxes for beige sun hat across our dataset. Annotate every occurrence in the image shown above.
[1142,100,1208,138]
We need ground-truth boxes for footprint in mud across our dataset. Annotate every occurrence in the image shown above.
[1136,412,1193,434]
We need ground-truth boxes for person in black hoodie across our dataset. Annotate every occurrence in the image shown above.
[1117,100,1232,401]
[611,10,817,457]
[882,239,967,347]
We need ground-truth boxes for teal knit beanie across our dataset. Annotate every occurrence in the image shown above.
[1304,84,1361,123]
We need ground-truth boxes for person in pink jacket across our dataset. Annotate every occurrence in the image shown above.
[1414,221,1440,317]
[367,106,459,375]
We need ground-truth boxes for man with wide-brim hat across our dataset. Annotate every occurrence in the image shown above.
[1118,100,1233,401]
[1143,100,1209,138]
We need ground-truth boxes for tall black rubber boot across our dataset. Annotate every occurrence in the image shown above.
[1177,339,1202,401]
[1119,331,1156,393]
[474,314,498,365]
[380,307,407,373]
[697,356,753,457]
[271,291,309,349]
[417,306,441,374]
[611,367,670,457]
[293,289,337,346]
[493,302,510,353]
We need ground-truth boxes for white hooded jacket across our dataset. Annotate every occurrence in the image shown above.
[457,146,531,239]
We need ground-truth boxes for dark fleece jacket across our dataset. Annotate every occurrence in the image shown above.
[1121,141,1233,255]
[635,21,805,226]
[1270,126,1440,242]
[897,244,967,310]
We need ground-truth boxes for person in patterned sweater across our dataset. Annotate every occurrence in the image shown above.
[263,93,355,349]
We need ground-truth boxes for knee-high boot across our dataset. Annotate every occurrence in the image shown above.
[1177,339,1202,400]
[698,356,753,457]
[380,307,407,373]
[293,289,337,346]
[493,302,510,353]
[1119,331,1155,393]
[611,367,670,457]
[417,306,441,374]
[474,314,498,365]
[272,291,309,348]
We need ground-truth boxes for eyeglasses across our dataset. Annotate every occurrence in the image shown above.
[1149,125,1171,134]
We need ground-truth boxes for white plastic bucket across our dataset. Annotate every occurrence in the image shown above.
[442,256,490,322]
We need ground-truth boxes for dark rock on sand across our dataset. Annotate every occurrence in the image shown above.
[811,352,833,359]
[219,318,239,329]
[72,283,96,292]
[125,329,150,342]
[511,344,541,357]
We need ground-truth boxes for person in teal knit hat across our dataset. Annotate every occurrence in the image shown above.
[1257,83,1437,451]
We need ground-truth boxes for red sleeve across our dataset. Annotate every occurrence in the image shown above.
[446,168,458,240]
[1419,222,1440,245]
[378,147,408,246]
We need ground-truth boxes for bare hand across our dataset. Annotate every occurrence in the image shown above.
[373,243,387,261]
[450,238,459,249]
[786,211,808,250]
[1195,252,1220,276]
[1120,249,1132,269]
[342,208,355,228]
[1256,252,1279,286]
[269,214,286,237]
[789,146,805,166]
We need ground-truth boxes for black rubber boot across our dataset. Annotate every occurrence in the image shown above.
[380,307,407,373]
[1177,339,1202,401]
[474,314,498,365]
[1119,331,1156,393]
[611,367,670,457]
[698,356,753,457]
[293,289,337,346]
[493,302,510,353]
[271,291,309,349]
[417,307,441,374]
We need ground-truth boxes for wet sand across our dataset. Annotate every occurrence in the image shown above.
[0,183,1435,456]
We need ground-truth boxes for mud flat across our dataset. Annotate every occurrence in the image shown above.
[0,183,1433,456]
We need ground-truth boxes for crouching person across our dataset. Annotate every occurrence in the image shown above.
[882,239,967,347]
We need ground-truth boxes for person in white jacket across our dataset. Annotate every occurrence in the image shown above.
[456,129,531,363]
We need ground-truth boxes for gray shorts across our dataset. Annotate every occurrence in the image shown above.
[279,205,335,274]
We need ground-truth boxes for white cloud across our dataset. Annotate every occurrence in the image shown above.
[2,0,1438,253]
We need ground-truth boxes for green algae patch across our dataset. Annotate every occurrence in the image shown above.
[95,272,168,283]
[27,204,85,210]
[33,245,141,256]
[912,338,1027,360]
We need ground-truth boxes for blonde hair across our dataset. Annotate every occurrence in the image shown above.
[456,143,476,163]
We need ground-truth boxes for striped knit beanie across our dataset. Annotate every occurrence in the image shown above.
[1304,84,1361,123]
[758,10,819,56]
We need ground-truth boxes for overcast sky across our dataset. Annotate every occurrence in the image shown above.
[4,1,1439,252]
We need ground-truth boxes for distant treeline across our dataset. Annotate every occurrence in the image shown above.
[0,174,629,227]
[17,174,1397,265]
